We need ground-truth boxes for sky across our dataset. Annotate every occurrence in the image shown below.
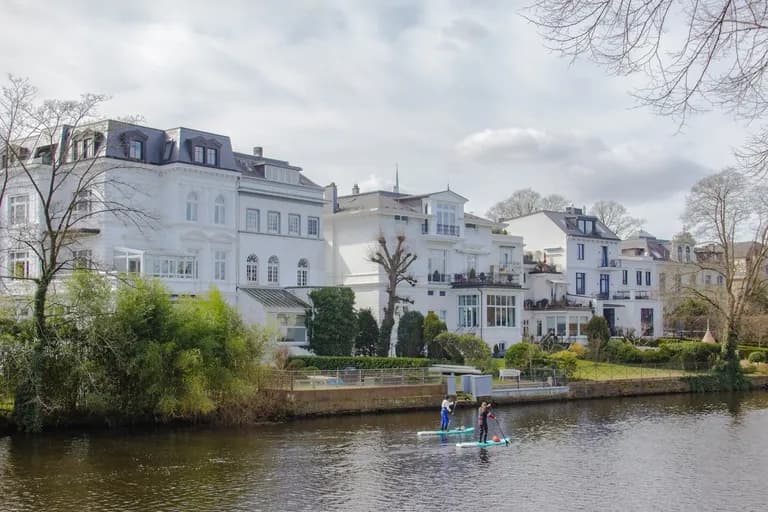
[0,0,752,239]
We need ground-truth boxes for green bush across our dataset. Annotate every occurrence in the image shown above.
[547,351,578,378]
[308,288,358,356]
[505,342,543,369]
[432,332,492,365]
[286,356,431,370]
[602,339,643,363]
[738,345,768,360]
[396,311,425,357]
[660,342,721,370]
[748,351,766,363]
[640,349,670,364]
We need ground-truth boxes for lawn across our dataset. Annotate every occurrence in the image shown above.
[572,360,702,381]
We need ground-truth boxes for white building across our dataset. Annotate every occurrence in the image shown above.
[324,184,525,353]
[504,207,664,340]
[0,120,324,348]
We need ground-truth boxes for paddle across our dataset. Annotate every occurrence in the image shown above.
[489,405,509,446]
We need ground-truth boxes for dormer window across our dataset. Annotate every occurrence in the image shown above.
[206,148,217,165]
[129,140,143,160]
[577,218,594,234]
[194,146,204,163]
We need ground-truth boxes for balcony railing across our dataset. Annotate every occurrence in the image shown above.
[524,298,592,311]
[436,224,460,236]
[427,271,449,283]
[612,291,631,300]
[596,292,609,300]
[635,291,650,300]
[598,259,621,268]
[451,272,521,288]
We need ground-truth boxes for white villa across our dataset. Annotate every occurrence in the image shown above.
[0,120,324,348]
[504,207,664,341]
[323,183,525,353]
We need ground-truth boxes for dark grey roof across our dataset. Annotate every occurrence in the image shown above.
[241,288,310,309]
[337,190,421,214]
[540,211,620,241]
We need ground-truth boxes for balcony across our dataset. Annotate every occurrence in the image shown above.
[436,224,460,236]
[427,271,449,283]
[634,291,651,300]
[612,291,631,300]
[524,298,592,311]
[598,259,621,268]
[451,272,522,288]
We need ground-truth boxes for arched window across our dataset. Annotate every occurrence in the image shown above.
[685,246,691,263]
[267,255,279,285]
[246,254,259,283]
[297,258,309,286]
[186,192,198,221]
[214,195,225,225]
[677,246,683,262]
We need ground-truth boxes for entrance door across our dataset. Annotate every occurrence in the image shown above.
[603,308,616,336]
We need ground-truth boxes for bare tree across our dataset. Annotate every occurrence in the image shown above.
[683,168,768,376]
[487,188,571,220]
[369,234,417,357]
[590,200,644,238]
[0,75,154,339]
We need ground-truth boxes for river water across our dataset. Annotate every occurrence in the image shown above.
[1,392,766,512]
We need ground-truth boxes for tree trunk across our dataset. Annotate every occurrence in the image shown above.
[33,276,51,341]
[378,316,394,357]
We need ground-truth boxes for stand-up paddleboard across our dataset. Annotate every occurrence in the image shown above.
[417,426,475,436]
[455,438,510,448]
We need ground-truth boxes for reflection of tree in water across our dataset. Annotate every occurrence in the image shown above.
[3,428,274,511]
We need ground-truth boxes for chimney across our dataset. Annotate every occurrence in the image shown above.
[324,182,339,213]
[253,146,263,157]
[352,183,360,195]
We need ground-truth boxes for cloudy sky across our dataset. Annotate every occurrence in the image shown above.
[0,0,750,238]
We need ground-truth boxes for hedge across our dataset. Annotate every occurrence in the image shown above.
[287,356,431,370]
[737,345,768,359]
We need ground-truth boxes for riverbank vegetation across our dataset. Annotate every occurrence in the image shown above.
[0,272,286,432]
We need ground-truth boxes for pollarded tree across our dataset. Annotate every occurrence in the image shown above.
[308,287,358,356]
[369,234,417,356]
[354,309,379,356]
[396,310,424,357]
[683,169,768,384]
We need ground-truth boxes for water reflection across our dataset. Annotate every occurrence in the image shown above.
[0,392,766,511]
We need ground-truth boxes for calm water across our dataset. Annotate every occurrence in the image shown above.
[1,392,767,512]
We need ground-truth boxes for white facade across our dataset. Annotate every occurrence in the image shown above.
[504,208,664,340]
[0,121,324,346]
[324,186,525,352]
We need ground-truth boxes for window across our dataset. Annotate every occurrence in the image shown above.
[677,246,683,262]
[265,166,300,184]
[439,310,447,322]
[74,189,93,215]
[466,254,477,274]
[636,271,642,286]
[569,316,578,337]
[577,218,594,234]
[129,140,143,160]
[641,308,654,336]
[214,195,225,225]
[439,291,446,297]
[577,243,584,260]
[428,249,447,282]
[674,274,682,292]
[717,275,724,286]
[150,255,198,279]
[556,316,567,336]
[685,246,691,263]
[82,138,93,159]
[486,295,515,327]
[267,211,280,234]
[576,272,585,295]
[246,254,259,282]
[705,274,712,286]
[428,290,434,296]
[296,258,309,286]
[599,274,610,296]
[288,214,300,235]
[308,216,319,238]
[206,147,217,166]
[394,215,408,223]
[645,271,651,286]
[246,208,260,232]
[73,249,93,269]
[458,295,479,327]
[193,146,204,163]
[622,270,628,285]
[268,255,279,284]
[436,203,459,236]
[601,246,608,266]
[8,195,28,225]
[186,192,199,222]
[214,251,226,281]
[9,251,30,278]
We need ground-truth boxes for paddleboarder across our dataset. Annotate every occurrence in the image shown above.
[440,395,455,431]
[477,401,496,444]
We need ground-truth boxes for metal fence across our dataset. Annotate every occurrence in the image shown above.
[270,367,443,390]
[494,368,569,389]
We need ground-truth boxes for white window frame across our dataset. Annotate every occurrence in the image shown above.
[296,258,308,286]
[8,251,31,278]
[74,189,93,215]
[214,251,227,281]
[288,214,301,235]
[267,211,280,234]
[150,255,198,280]
[206,147,217,166]
[8,195,29,225]
[129,140,143,160]
[458,294,479,328]
[267,255,280,285]
[73,249,93,269]
[246,208,260,232]
[246,254,259,283]
[307,216,319,238]
[194,146,205,163]
[214,195,226,225]
[486,295,515,327]
[185,192,199,222]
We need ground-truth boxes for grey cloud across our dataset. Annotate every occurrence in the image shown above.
[443,18,490,43]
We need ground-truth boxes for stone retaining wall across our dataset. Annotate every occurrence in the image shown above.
[286,383,445,416]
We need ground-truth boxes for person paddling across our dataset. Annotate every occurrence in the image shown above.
[440,395,455,431]
[477,401,496,443]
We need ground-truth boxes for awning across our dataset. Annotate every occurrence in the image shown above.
[240,288,310,309]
